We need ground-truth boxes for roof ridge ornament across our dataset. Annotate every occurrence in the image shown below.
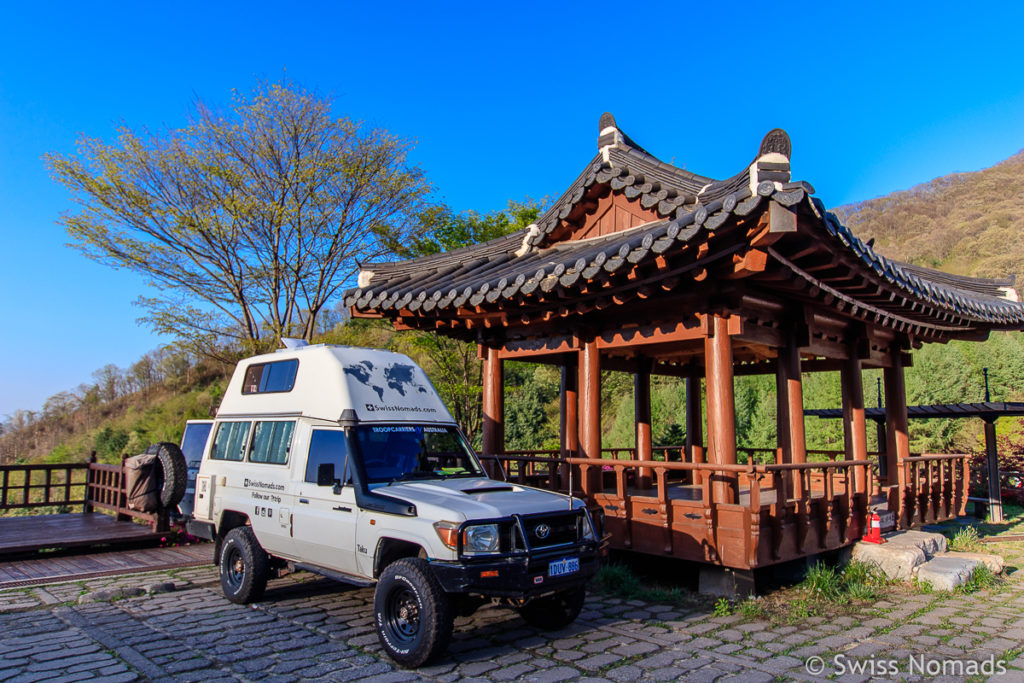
[597,112,624,163]
[596,112,653,162]
[515,223,542,257]
[748,128,792,198]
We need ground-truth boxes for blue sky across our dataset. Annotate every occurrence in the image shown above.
[3,1,1024,417]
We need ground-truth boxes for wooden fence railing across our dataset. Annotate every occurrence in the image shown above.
[565,456,872,569]
[0,463,90,510]
[0,455,167,530]
[898,453,970,527]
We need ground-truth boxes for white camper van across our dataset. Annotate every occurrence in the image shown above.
[184,344,602,667]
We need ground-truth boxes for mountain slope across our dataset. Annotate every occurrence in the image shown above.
[834,150,1024,286]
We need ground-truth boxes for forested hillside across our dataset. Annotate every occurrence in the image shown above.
[834,150,1024,285]
[5,149,1024,467]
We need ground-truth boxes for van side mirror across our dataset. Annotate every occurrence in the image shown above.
[317,463,336,487]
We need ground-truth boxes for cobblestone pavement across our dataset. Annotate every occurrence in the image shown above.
[2,543,1024,683]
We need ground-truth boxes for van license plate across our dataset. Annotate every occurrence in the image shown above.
[548,557,579,577]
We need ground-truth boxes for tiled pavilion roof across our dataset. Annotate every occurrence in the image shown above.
[346,115,1024,340]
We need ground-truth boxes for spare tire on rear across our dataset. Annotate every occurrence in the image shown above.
[145,442,188,508]
[125,453,161,512]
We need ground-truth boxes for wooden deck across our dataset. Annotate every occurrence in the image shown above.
[0,512,164,556]
[0,543,212,588]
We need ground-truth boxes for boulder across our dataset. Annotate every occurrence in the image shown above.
[883,529,947,557]
[938,551,1003,574]
[916,556,980,591]
[852,540,925,580]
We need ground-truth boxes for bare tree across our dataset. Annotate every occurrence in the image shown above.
[47,80,430,354]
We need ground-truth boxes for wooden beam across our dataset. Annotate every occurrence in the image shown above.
[497,336,577,360]
[769,200,798,234]
[597,316,707,351]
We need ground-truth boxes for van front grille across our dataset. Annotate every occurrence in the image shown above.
[522,511,580,549]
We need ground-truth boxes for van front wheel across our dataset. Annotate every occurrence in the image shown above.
[219,527,268,604]
[374,558,453,667]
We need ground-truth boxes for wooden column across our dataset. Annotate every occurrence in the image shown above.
[883,347,910,522]
[578,339,602,493]
[984,419,1004,523]
[705,315,737,504]
[841,356,869,495]
[481,346,504,479]
[777,333,807,499]
[777,337,807,465]
[559,358,579,492]
[685,374,704,464]
[775,360,791,465]
[635,357,653,489]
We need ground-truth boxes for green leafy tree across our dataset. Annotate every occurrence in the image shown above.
[389,201,544,442]
[47,80,430,354]
[389,200,542,258]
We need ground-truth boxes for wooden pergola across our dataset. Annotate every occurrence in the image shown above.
[808,400,1024,523]
[347,114,1024,574]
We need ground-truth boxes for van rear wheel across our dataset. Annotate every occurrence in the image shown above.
[219,527,268,604]
[373,558,452,667]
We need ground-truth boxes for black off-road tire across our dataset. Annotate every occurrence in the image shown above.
[145,442,187,508]
[518,586,586,630]
[219,527,269,604]
[373,558,453,667]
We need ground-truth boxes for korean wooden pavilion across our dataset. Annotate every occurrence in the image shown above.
[346,114,1024,577]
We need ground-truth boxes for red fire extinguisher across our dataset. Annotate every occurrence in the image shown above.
[862,511,886,544]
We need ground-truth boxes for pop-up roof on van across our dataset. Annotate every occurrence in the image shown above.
[216,346,455,425]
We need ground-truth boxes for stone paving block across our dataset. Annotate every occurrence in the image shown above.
[611,641,659,657]
[490,663,537,680]
[575,653,619,671]
[605,664,642,682]
[722,672,774,683]
[682,666,726,683]
[524,666,578,682]
[687,636,721,649]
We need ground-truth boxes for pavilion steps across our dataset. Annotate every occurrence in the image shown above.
[851,529,1003,590]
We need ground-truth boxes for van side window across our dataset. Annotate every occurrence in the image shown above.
[305,430,351,485]
[249,421,294,465]
[242,359,299,394]
[211,422,251,461]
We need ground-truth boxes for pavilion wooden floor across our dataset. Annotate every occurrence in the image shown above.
[0,543,212,588]
[0,512,163,556]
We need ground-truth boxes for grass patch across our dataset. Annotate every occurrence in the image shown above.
[958,564,998,594]
[948,525,984,553]
[800,560,889,606]
[592,562,698,608]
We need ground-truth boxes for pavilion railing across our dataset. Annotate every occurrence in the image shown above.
[565,456,871,568]
[897,453,970,527]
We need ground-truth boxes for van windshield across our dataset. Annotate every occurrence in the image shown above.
[353,425,485,485]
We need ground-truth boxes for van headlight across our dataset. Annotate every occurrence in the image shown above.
[579,510,598,541]
[463,523,500,555]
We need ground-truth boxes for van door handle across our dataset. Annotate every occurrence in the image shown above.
[333,506,352,512]
[299,498,309,504]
